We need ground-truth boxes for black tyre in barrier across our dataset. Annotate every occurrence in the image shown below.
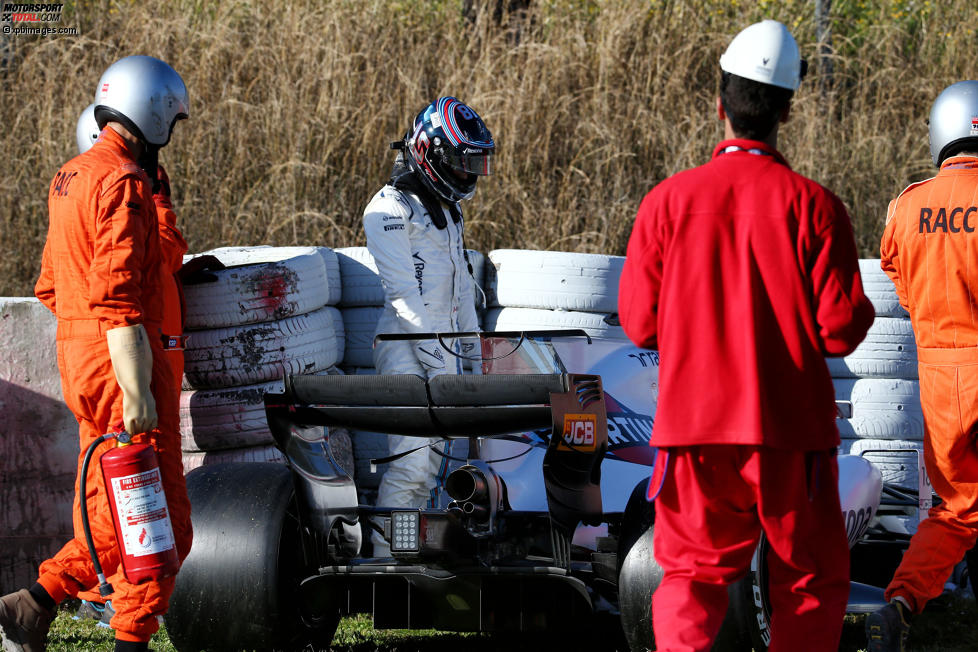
[164,462,339,651]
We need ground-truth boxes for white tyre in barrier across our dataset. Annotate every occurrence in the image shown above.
[335,246,486,310]
[836,414,925,441]
[316,247,343,306]
[325,306,346,366]
[485,249,625,313]
[840,438,923,490]
[825,317,917,379]
[335,247,381,307]
[180,379,285,452]
[833,378,923,421]
[340,306,382,368]
[484,307,629,341]
[184,306,339,389]
[183,246,330,329]
[859,259,909,318]
[181,444,286,475]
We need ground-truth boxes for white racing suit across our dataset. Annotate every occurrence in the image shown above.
[363,183,481,511]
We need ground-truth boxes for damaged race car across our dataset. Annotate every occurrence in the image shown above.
[164,331,921,651]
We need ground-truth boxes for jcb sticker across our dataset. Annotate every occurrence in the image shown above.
[559,414,596,452]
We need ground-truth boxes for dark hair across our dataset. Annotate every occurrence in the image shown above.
[719,72,794,141]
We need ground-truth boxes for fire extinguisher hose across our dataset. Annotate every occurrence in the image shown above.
[80,431,119,598]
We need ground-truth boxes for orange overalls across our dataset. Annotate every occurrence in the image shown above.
[153,164,189,388]
[74,162,188,609]
[880,154,978,613]
[33,127,193,642]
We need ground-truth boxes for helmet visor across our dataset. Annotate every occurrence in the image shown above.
[444,150,493,176]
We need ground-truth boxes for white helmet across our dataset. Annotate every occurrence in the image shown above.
[720,20,807,91]
[928,80,978,166]
[75,103,100,154]
[93,55,189,148]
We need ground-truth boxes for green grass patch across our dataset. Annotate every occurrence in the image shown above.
[49,593,978,651]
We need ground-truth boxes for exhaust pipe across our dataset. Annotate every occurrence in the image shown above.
[445,462,505,535]
[446,466,489,504]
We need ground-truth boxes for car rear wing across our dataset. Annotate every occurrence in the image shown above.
[264,370,611,536]
[269,372,569,438]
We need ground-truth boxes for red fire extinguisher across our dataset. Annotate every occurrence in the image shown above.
[80,429,179,597]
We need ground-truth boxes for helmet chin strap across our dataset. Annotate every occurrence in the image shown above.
[389,154,461,229]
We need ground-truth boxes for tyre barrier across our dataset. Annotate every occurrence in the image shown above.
[840,438,923,491]
[339,306,383,369]
[183,246,334,329]
[183,305,340,389]
[825,317,917,380]
[858,258,909,318]
[180,379,285,452]
[317,246,343,306]
[483,306,628,341]
[832,378,924,439]
[179,246,348,475]
[486,249,624,314]
[181,444,286,473]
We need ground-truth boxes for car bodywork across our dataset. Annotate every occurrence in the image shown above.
[165,332,905,652]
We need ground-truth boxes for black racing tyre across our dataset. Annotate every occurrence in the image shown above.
[617,479,657,652]
[164,463,339,651]
[616,479,749,652]
[730,535,773,651]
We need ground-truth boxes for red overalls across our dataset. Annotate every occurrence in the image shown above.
[619,139,874,651]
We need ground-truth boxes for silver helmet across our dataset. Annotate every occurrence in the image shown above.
[75,103,100,154]
[929,80,978,166]
[93,55,189,148]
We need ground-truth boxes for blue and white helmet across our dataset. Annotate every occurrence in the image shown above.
[405,97,494,203]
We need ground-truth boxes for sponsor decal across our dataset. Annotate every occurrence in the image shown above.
[918,206,978,234]
[558,413,596,452]
[51,170,77,197]
[412,252,424,293]
[627,350,660,368]
[844,505,874,548]
[1,2,77,35]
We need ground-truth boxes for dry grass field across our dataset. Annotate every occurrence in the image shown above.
[0,0,975,296]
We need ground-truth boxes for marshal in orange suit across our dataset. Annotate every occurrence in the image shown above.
[0,56,192,652]
[868,80,978,652]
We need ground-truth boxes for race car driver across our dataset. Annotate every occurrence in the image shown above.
[0,56,193,652]
[70,103,191,626]
[867,80,978,651]
[363,97,492,552]
[618,20,874,652]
